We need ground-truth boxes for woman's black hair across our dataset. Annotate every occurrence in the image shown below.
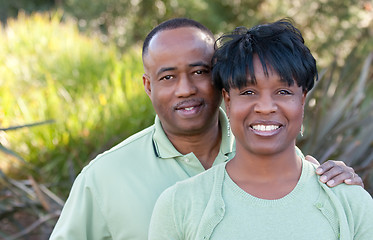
[212,18,318,92]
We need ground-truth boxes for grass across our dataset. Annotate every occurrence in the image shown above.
[0,11,154,196]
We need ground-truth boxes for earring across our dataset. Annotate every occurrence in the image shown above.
[227,119,231,137]
[300,124,304,137]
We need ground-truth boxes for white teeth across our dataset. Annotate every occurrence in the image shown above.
[252,125,279,131]
[184,107,194,111]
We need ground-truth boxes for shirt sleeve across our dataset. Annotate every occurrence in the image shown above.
[49,173,111,240]
[148,186,181,240]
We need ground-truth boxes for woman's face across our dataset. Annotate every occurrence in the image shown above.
[223,56,306,156]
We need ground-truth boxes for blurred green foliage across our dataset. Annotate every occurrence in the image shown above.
[60,0,373,66]
[0,1,372,238]
[4,1,371,65]
[0,0,56,23]
[0,12,154,197]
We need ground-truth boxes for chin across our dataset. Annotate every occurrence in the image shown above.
[170,123,204,135]
[247,144,287,156]
[180,119,210,130]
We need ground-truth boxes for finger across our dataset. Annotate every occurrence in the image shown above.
[316,160,337,175]
[344,173,364,188]
[305,155,320,166]
[318,164,344,184]
[324,170,353,187]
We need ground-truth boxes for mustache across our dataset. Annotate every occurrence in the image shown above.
[173,99,205,109]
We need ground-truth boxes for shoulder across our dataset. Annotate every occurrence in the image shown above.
[331,184,373,237]
[68,124,156,189]
[159,164,224,204]
[81,124,156,172]
[304,160,372,210]
[153,164,225,233]
[63,124,157,201]
[331,183,372,205]
[96,124,155,159]
[319,178,373,221]
[176,164,222,190]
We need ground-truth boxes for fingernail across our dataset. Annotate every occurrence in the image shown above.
[345,179,352,184]
[320,176,327,182]
[327,180,335,187]
[316,168,323,174]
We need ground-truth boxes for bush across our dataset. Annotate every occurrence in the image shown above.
[0,11,155,238]
[298,51,373,195]
[0,11,154,197]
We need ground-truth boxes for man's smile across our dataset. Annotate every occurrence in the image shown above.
[174,99,204,117]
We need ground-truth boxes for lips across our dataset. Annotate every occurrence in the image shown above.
[174,99,204,117]
[250,122,283,137]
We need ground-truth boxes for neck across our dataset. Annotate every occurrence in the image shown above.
[226,144,302,199]
[166,120,222,170]
[233,145,300,173]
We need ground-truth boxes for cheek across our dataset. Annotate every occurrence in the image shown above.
[150,86,170,109]
[280,98,304,129]
[200,80,215,93]
[289,96,304,113]
[203,86,222,104]
[289,103,305,127]
[228,99,250,126]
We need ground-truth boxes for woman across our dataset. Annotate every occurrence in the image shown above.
[148,19,373,240]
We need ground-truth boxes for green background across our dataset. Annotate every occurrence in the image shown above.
[0,0,372,238]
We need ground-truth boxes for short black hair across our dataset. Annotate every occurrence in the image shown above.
[212,18,318,93]
[142,18,214,57]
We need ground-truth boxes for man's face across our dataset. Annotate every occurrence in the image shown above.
[143,27,222,136]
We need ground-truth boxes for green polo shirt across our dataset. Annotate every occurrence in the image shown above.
[50,109,235,240]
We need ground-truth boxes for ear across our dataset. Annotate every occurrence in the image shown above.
[301,91,307,105]
[143,74,151,98]
[222,89,230,118]
[301,91,307,118]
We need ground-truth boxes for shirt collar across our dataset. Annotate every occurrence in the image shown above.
[152,108,235,159]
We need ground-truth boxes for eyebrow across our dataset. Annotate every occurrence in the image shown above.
[156,62,210,76]
[189,61,210,68]
[157,67,176,76]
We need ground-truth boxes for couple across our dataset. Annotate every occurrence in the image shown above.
[148,19,373,239]
[50,18,369,239]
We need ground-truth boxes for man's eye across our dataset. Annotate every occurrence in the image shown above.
[194,69,209,75]
[160,75,173,80]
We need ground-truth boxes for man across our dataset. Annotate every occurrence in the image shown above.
[50,18,362,240]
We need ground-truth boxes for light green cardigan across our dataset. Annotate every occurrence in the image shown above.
[149,160,373,240]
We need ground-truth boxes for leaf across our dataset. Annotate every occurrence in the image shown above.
[0,144,26,163]
[0,120,55,131]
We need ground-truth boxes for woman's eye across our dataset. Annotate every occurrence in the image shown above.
[278,89,292,95]
[160,75,173,81]
[241,90,255,95]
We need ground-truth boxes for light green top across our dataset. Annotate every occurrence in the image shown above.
[50,109,235,240]
[149,159,373,240]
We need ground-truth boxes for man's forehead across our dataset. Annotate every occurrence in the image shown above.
[149,27,214,50]
[143,27,214,73]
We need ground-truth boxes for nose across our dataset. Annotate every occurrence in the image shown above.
[254,94,277,114]
[174,73,197,97]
